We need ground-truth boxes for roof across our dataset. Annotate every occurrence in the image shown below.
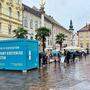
[23,4,72,33]
[23,4,51,23]
[78,24,90,32]
[23,4,41,17]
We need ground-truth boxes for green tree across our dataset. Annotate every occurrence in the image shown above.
[13,27,28,38]
[35,27,51,52]
[56,33,67,50]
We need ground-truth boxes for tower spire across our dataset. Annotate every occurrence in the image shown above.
[69,20,74,31]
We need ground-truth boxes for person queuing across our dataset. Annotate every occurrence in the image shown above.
[52,50,61,65]
[42,53,48,67]
[64,51,71,65]
[72,51,76,63]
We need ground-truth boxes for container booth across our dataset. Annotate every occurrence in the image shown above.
[0,39,39,72]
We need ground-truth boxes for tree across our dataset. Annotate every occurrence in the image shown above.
[56,33,67,50]
[35,27,51,52]
[13,27,28,38]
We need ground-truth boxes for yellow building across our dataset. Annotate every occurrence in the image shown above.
[77,24,90,49]
[0,0,22,39]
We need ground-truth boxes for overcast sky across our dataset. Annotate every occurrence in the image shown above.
[22,0,90,31]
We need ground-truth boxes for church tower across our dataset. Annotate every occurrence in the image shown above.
[69,20,74,31]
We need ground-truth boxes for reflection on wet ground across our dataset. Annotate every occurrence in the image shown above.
[0,55,90,90]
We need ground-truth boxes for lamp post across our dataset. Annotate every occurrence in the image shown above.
[40,0,46,27]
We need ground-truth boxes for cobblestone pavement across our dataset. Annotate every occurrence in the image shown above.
[0,55,90,90]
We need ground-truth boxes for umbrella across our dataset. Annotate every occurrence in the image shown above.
[52,50,59,56]
[63,46,83,50]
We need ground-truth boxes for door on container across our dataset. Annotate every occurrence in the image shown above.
[27,41,39,69]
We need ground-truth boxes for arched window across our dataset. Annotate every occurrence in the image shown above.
[30,19,33,29]
[17,11,20,20]
[9,7,12,17]
[0,3,2,13]
[35,21,38,29]
[8,22,12,34]
[17,0,20,4]
[23,17,28,27]
[87,43,89,48]
[0,23,1,32]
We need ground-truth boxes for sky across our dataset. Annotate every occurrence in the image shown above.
[22,0,90,31]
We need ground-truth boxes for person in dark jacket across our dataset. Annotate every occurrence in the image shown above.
[65,51,71,65]
[83,51,87,59]
[42,53,47,66]
[64,49,67,56]
[57,52,61,64]
[39,53,43,68]
[72,52,76,63]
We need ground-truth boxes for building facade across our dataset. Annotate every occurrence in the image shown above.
[52,23,72,49]
[22,4,53,48]
[23,4,73,49]
[0,0,22,39]
[72,33,78,47]
[77,24,90,49]
[59,26,72,47]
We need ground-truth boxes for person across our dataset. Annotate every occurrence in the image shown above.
[86,48,89,55]
[75,51,80,61]
[53,53,57,65]
[72,51,76,63]
[57,52,61,64]
[83,51,87,59]
[64,49,67,56]
[65,51,71,65]
[39,53,42,68]
[79,51,82,60]
[42,53,47,67]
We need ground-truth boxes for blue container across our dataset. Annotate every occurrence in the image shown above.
[0,39,39,71]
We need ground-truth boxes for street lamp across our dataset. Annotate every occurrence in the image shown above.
[40,0,46,27]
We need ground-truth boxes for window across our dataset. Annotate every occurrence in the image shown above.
[9,7,12,17]
[17,11,20,20]
[48,39,49,45]
[0,23,1,32]
[0,3,2,13]
[8,23,12,34]
[39,21,41,28]
[30,19,33,29]
[35,21,38,30]
[80,43,83,48]
[23,17,28,27]
[87,43,89,48]
[17,0,20,4]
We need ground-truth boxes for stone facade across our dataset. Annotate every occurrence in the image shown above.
[0,0,22,38]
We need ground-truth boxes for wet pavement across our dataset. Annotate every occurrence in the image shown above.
[0,55,90,90]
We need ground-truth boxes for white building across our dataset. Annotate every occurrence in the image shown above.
[72,33,78,47]
[22,4,73,50]
[22,4,53,48]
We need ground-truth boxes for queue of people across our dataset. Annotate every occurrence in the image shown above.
[63,49,89,66]
[39,50,61,68]
[39,48,89,68]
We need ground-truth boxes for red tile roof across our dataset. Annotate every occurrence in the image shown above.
[78,24,90,32]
